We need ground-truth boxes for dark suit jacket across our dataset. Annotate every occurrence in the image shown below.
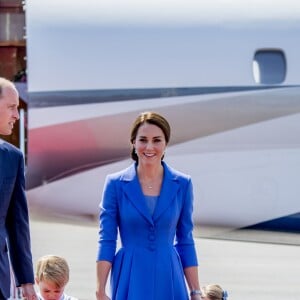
[0,141,34,298]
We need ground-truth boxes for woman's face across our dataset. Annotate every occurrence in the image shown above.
[133,122,167,166]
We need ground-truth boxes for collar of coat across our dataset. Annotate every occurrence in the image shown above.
[119,161,184,224]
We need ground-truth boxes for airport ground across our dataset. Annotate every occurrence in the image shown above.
[29,210,300,300]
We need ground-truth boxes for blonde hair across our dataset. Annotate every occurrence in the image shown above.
[36,255,70,288]
[202,284,227,300]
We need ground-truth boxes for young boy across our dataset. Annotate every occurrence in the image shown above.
[35,255,78,300]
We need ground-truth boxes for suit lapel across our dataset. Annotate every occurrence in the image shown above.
[0,142,7,177]
[121,162,180,224]
[121,164,154,225]
[153,162,179,221]
[0,142,15,175]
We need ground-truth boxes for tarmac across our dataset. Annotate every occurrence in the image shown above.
[29,210,300,300]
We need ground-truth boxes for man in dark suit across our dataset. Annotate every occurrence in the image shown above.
[0,78,37,300]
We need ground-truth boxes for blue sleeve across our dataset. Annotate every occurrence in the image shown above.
[6,150,34,286]
[97,175,118,262]
[175,178,198,268]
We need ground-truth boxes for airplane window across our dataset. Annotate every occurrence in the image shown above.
[253,49,286,84]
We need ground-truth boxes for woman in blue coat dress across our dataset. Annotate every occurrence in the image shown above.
[96,112,202,300]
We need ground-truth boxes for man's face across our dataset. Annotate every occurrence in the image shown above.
[0,85,20,135]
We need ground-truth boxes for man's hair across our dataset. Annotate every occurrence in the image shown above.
[36,255,70,288]
[0,77,15,99]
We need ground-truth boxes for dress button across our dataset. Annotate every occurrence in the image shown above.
[148,233,155,241]
[149,225,155,232]
[148,244,156,251]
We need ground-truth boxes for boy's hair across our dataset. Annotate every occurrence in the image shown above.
[36,255,70,288]
[202,284,227,300]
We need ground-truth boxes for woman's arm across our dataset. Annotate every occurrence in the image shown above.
[96,175,119,300]
[176,178,202,299]
[96,260,112,300]
[184,266,202,300]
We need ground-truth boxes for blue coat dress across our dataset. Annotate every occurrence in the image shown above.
[97,161,198,300]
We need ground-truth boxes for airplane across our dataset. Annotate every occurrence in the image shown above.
[2,0,300,232]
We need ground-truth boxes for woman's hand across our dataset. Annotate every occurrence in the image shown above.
[96,290,110,300]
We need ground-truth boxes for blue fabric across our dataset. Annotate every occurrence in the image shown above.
[0,142,34,298]
[97,161,198,300]
[222,290,228,300]
[144,195,158,215]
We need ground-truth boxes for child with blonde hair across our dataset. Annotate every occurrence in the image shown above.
[201,284,228,300]
[35,255,78,300]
